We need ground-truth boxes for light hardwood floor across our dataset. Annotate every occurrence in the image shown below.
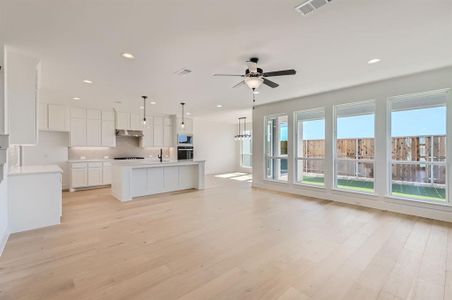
[1,175,452,300]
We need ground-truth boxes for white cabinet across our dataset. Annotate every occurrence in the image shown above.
[153,116,164,147]
[116,112,130,130]
[39,103,69,132]
[87,162,103,186]
[70,117,87,146]
[164,166,179,191]
[131,168,148,197]
[48,104,69,131]
[71,163,88,188]
[163,124,173,147]
[86,109,101,146]
[179,165,196,189]
[140,118,154,148]
[148,168,164,194]
[39,102,48,130]
[69,161,112,191]
[131,113,144,130]
[102,162,112,184]
[101,111,116,147]
[6,49,40,145]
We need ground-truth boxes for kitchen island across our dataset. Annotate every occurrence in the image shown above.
[111,160,205,202]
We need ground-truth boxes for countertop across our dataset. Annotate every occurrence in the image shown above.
[9,165,63,176]
[68,159,113,163]
[112,160,205,168]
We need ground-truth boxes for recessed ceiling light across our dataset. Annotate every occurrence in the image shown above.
[121,52,135,59]
[72,97,81,100]
[139,106,144,109]
[150,101,156,105]
[216,104,223,108]
[186,112,191,116]
[83,79,93,84]
[114,100,122,104]
[367,58,381,64]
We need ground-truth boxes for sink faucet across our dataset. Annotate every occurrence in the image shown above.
[158,148,163,162]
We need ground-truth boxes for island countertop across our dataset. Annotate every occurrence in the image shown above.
[111,160,205,168]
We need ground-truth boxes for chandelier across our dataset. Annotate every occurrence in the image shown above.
[234,117,251,141]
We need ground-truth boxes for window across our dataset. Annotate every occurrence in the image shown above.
[390,91,447,202]
[335,101,375,193]
[265,115,288,181]
[240,130,252,168]
[295,108,325,186]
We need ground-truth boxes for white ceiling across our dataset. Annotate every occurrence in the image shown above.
[1,0,452,123]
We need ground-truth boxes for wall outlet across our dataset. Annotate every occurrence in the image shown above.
[104,155,109,159]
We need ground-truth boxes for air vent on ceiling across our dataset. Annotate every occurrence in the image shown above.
[175,68,192,76]
[295,0,332,16]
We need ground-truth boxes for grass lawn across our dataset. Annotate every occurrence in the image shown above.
[303,176,446,201]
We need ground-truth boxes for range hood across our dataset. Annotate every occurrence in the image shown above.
[115,129,144,137]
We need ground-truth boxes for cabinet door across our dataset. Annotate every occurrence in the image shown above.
[185,118,193,134]
[130,113,144,130]
[88,167,103,186]
[87,119,101,146]
[131,168,148,197]
[116,112,130,129]
[70,118,87,146]
[102,164,112,185]
[148,168,164,194]
[163,125,173,147]
[38,103,48,130]
[164,166,179,192]
[101,120,116,147]
[141,123,154,148]
[71,168,87,188]
[48,104,68,131]
[179,165,196,189]
[154,122,164,147]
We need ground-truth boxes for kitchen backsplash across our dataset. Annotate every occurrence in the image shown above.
[68,136,176,160]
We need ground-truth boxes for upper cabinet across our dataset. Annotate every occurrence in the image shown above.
[140,115,175,148]
[101,111,116,147]
[39,103,69,132]
[6,48,40,145]
[70,108,115,147]
[115,111,144,130]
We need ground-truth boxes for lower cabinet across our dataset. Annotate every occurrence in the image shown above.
[70,161,112,191]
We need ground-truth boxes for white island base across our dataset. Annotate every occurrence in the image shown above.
[111,160,205,202]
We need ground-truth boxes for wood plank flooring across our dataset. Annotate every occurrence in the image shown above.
[1,175,452,300]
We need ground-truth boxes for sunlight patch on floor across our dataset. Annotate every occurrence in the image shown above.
[214,172,247,178]
[214,172,253,183]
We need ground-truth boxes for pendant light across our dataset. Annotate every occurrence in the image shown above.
[180,102,185,129]
[234,117,251,141]
[142,96,147,125]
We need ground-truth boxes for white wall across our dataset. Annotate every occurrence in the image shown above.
[253,66,452,222]
[0,45,9,255]
[22,131,69,189]
[193,118,236,175]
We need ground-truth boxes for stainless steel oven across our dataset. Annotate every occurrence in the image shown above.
[177,146,193,160]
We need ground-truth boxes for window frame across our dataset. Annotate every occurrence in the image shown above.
[294,107,326,187]
[333,100,377,194]
[264,114,289,182]
[387,89,449,204]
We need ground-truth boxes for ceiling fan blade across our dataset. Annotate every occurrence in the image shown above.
[263,78,279,88]
[263,69,296,77]
[213,74,244,77]
[232,80,246,88]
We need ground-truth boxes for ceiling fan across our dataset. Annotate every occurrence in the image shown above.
[213,57,296,93]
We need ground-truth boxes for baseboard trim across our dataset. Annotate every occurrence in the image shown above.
[253,181,452,223]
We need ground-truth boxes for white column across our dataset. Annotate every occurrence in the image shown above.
[324,105,334,190]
